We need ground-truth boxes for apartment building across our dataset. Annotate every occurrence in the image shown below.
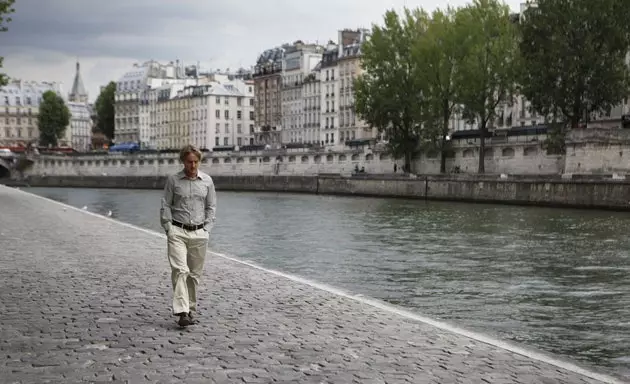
[315,29,373,148]
[67,102,92,151]
[252,47,284,147]
[280,41,324,144]
[151,79,255,151]
[336,29,373,144]
[302,66,321,144]
[0,79,65,147]
[115,60,196,147]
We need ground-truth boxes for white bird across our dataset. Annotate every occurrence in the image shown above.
[82,206,88,210]
[106,210,112,217]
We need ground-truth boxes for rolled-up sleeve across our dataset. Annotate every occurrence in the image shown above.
[160,176,174,233]
[204,177,217,232]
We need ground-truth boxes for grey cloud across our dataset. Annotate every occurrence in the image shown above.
[0,0,388,64]
[1,0,523,72]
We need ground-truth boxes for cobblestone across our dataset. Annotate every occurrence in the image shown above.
[0,185,626,384]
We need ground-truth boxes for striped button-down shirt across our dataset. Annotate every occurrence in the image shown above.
[160,170,217,232]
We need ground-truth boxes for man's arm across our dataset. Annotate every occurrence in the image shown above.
[204,177,217,232]
[160,176,174,233]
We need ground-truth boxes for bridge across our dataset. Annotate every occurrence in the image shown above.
[0,155,35,179]
[0,157,11,178]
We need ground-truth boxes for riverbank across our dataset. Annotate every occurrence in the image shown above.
[3,174,630,211]
[0,185,624,383]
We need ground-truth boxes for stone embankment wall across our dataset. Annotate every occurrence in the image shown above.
[24,141,564,178]
[7,174,630,211]
[565,128,630,174]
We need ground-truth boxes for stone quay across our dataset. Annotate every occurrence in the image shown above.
[0,185,625,384]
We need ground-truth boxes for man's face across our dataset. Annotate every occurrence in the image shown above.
[183,153,200,176]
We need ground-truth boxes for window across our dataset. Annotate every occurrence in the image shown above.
[216,97,220,104]
[224,98,229,105]
[223,137,228,145]
[237,111,242,119]
[215,123,220,133]
[249,111,254,120]
[249,124,254,133]
[224,110,229,119]
[215,137,219,146]
[237,124,242,133]
[215,110,220,118]
[249,98,254,106]
[237,97,242,106]
[237,137,242,146]
[225,123,229,133]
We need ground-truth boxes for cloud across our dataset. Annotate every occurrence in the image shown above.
[0,0,522,102]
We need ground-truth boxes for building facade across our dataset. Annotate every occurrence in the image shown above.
[0,80,64,148]
[114,60,196,147]
[252,47,284,147]
[67,61,92,152]
[280,41,323,144]
[302,66,321,145]
[67,102,92,151]
[336,29,373,144]
[149,79,255,151]
[319,42,339,147]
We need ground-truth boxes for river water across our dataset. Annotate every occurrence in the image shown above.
[26,187,630,378]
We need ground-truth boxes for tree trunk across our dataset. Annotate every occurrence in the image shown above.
[440,137,447,174]
[440,100,449,174]
[477,122,486,174]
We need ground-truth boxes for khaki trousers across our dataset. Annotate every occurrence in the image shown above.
[166,225,208,315]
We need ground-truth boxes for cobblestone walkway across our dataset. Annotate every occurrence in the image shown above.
[0,186,625,384]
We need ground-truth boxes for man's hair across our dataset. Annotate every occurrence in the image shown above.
[179,144,203,162]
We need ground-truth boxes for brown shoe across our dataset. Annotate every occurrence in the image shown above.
[177,313,190,327]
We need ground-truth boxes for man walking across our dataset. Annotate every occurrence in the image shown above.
[160,145,217,327]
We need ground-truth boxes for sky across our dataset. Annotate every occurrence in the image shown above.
[0,0,522,102]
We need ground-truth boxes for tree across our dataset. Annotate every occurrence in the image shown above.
[456,0,520,173]
[414,6,469,173]
[38,91,71,147]
[355,8,429,173]
[0,0,15,87]
[519,0,630,144]
[95,81,116,141]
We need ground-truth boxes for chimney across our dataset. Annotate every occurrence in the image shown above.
[338,30,344,58]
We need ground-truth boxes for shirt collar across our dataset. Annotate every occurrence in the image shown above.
[177,170,202,180]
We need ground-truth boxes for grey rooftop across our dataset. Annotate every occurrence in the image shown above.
[0,185,625,384]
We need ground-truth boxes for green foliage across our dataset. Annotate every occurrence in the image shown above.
[519,0,630,131]
[356,0,520,174]
[95,81,116,140]
[414,6,469,173]
[38,91,71,147]
[0,0,15,87]
[456,0,520,173]
[354,8,429,172]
